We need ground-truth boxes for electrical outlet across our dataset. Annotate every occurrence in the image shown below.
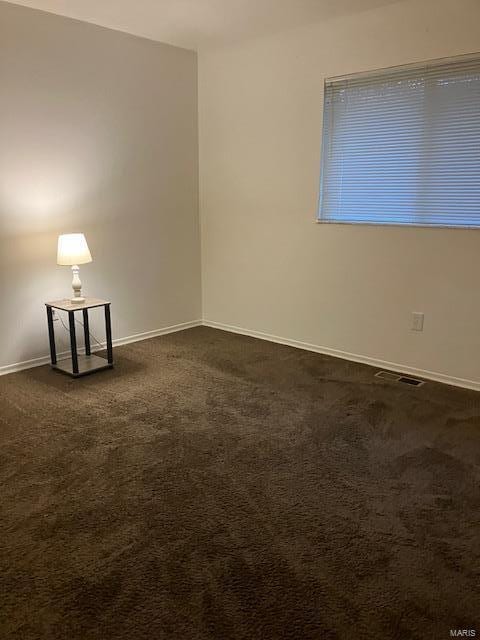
[412,312,424,332]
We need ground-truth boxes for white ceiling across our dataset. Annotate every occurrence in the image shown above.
[7,0,400,50]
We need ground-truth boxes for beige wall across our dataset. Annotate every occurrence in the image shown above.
[199,0,480,388]
[1,0,479,387]
[0,1,201,370]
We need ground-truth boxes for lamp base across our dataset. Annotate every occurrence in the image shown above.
[71,265,86,304]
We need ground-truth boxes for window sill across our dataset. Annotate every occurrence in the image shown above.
[314,219,480,230]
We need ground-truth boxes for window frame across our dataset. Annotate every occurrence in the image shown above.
[316,52,480,230]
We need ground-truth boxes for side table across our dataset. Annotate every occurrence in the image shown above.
[45,297,113,377]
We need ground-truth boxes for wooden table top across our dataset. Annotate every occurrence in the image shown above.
[45,297,110,311]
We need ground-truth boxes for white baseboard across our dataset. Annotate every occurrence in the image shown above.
[108,320,202,348]
[202,320,480,392]
[0,319,202,378]
[2,316,477,392]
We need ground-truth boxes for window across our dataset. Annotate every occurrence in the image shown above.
[318,54,480,228]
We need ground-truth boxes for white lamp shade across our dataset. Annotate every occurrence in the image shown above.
[57,233,92,266]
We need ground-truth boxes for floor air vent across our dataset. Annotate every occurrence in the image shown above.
[375,371,401,382]
[398,376,425,387]
[375,371,426,387]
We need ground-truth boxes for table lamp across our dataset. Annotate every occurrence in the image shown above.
[57,233,92,304]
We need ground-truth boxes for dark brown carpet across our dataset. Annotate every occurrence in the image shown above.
[0,326,479,639]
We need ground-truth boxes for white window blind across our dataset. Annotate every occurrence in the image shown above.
[318,54,480,227]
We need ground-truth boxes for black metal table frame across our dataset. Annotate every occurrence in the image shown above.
[46,303,113,377]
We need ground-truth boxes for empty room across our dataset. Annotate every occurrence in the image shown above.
[0,0,479,638]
